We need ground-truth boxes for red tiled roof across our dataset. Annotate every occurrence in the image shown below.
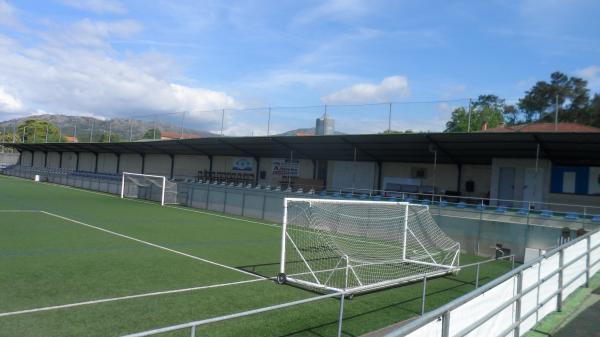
[64,136,78,142]
[160,131,201,139]
[482,122,600,133]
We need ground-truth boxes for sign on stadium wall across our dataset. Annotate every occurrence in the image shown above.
[232,158,254,171]
[272,159,300,177]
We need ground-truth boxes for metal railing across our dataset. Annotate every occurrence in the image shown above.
[384,227,600,337]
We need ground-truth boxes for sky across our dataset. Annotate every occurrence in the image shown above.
[0,0,600,134]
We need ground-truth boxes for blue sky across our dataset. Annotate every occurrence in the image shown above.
[1,0,599,133]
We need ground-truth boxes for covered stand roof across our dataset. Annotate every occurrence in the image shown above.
[5,132,600,166]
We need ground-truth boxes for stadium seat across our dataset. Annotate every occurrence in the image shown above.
[421,199,431,205]
[456,202,467,209]
[540,210,553,218]
[565,212,579,220]
[372,195,382,201]
[439,201,448,207]
[517,208,529,216]
[319,190,327,197]
[476,204,486,211]
[494,207,507,213]
[592,216,600,223]
[359,194,368,200]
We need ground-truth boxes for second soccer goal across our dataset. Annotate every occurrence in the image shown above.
[279,198,460,294]
[120,172,178,206]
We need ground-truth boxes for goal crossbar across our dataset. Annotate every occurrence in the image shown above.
[121,172,170,206]
[279,197,461,294]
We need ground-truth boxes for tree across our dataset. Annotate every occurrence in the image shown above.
[99,132,121,142]
[142,128,161,140]
[518,72,590,123]
[445,95,506,132]
[17,119,62,143]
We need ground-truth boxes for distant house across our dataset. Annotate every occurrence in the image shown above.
[64,136,78,142]
[480,122,600,133]
[159,131,201,140]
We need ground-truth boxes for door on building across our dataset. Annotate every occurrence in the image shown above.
[523,168,544,208]
[498,167,515,206]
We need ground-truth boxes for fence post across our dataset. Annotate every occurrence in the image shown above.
[557,249,564,311]
[421,276,427,315]
[190,325,196,337]
[475,263,480,288]
[585,235,591,288]
[514,271,523,337]
[441,310,450,337]
[337,256,349,337]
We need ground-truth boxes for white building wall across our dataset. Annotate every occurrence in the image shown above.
[78,152,96,172]
[173,155,209,179]
[21,151,32,167]
[46,152,61,168]
[97,153,118,174]
[32,151,46,167]
[460,164,492,198]
[61,152,77,170]
[119,153,142,173]
[144,154,171,176]
[326,160,377,192]
[380,162,459,194]
[589,167,600,195]
[490,158,552,204]
[257,158,314,187]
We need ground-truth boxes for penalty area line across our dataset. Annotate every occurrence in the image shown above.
[0,278,268,318]
[40,211,264,280]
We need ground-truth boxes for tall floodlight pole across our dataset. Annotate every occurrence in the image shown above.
[388,102,392,133]
[153,116,157,140]
[267,107,271,136]
[22,126,26,143]
[45,125,49,143]
[180,112,185,139]
[12,123,16,143]
[74,124,77,142]
[90,120,94,142]
[555,94,559,131]
[33,127,37,143]
[59,127,62,143]
[220,109,225,136]
[129,119,133,141]
[467,98,472,132]
[108,120,112,142]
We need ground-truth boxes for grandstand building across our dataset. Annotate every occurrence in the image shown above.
[5,129,600,208]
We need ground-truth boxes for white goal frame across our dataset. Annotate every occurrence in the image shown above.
[279,197,460,294]
[121,172,167,206]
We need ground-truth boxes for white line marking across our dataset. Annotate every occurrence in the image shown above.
[1,175,280,229]
[0,210,41,213]
[40,211,264,280]
[0,278,268,318]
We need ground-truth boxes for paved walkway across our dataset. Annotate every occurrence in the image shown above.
[552,287,600,337]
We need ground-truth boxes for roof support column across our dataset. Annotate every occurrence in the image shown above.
[75,152,80,171]
[208,155,213,175]
[31,151,34,167]
[94,152,99,173]
[457,164,462,194]
[59,151,63,169]
[376,161,383,192]
[169,154,175,180]
[116,153,121,174]
[140,153,145,174]
[254,156,260,185]
[44,151,48,168]
[312,159,317,180]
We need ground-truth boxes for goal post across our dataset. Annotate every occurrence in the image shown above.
[278,197,460,294]
[120,172,177,206]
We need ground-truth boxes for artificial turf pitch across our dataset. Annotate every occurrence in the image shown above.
[0,175,514,337]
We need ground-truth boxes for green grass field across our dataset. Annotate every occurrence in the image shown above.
[0,174,515,337]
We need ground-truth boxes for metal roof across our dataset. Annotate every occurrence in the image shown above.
[5,132,600,166]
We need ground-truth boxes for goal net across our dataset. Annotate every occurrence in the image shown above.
[279,198,460,294]
[120,172,178,206]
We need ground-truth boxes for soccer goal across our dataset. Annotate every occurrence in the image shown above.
[278,198,461,294]
[120,172,178,206]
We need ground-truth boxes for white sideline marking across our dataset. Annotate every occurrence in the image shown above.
[1,175,279,229]
[0,278,268,318]
[0,210,40,213]
[40,211,264,280]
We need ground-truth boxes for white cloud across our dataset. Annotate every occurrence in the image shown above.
[0,19,239,129]
[60,0,127,14]
[0,87,23,113]
[0,0,20,28]
[322,75,410,104]
[575,65,600,91]
[294,0,370,25]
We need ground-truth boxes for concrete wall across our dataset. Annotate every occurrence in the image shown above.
[32,151,46,167]
[547,193,600,210]
[97,153,118,174]
[61,152,77,170]
[460,164,492,198]
[144,154,172,176]
[381,162,459,193]
[0,152,20,166]
[78,152,96,172]
[21,151,32,166]
[120,153,142,173]
[326,160,377,191]
[490,158,552,204]
[47,152,61,168]
[259,158,314,187]
[173,154,209,179]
